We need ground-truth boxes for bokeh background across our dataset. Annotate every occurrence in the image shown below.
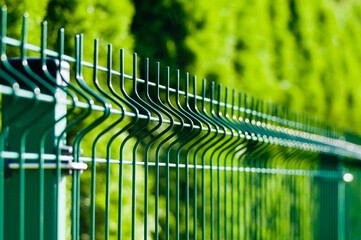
[1,0,361,239]
[2,0,361,133]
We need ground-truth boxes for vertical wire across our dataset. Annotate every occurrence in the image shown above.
[218,86,245,240]
[185,73,190,240]
[154,63,161,240]
[19,14,30,240]
[76,34,83,240]
[180,73,204,239]
[39,21,46,240]
[126,54,158,240]
[131,53,138,240]
[108,48,139,240]
[56,27,65,240]
[90,40,98,240]
[264,102,272,240]
[0,8,7,239]
[224,87,229,240]
[105,44,111,240]
[193,78,198,240]
[237,92,242,240]
[249,96,255,240]
[137,60,166,239]
[74,34,96,239]
[143,60,150,240]
[166,69,171,239]
[187,76,213,240]
[88,40,117,240]
[38,21,77,240]
[19,16,60,240]
[71,35,79,240]
[38,21,75,240]
[173,71,194,240]
[250,98,256,240]
[118,50,125,240]
[162,66,186,240]
[153,65,176,239]
[176,71,181,238]
[210,82,215,240]
[255,100,263,240]
[210,82,218,240]
[202,79,226,239]
[3,11,361,240]
[17,14,52,240]
[175,70,183,240]
[76,35,83,240]
[231,90,236,240]
[243,94,249,240]
[217,85,222,240]
[201,79,209,240]
[117,49,145,239]
[95,43,121,240]
[213,84,238,240]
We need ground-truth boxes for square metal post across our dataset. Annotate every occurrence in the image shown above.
[2,59,68,240]
[337,163,345,240]
[318,154,343,240]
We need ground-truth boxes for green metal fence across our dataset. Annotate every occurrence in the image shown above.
[1,6,361,240]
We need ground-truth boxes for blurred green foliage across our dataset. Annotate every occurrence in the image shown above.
[132,0,361,134]
[2,0,361,131]
[1,0,361,239]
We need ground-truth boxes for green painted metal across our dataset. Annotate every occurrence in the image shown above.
[2,7,361,240]
[338,162,345,240]
[1,7,68,240]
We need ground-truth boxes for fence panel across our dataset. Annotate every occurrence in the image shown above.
[1,6,361,240]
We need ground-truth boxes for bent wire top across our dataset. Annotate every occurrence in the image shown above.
[0,8,360,161]
[2,6,361,240]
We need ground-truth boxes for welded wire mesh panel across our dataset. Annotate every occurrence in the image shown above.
[1,6,361,240]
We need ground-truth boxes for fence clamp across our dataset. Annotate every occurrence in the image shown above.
[6,161,87,171]
[5,157,88,178]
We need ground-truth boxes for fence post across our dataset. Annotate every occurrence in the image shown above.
[337,161,345,240]
[319,154,343,240]
[2,59,68,240]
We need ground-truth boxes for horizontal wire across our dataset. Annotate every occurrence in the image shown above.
[1,39,360,157]
[1,83,361,159]
[1,151,341,178]
[0,84,349,145]
[7,161,87,170]
[1,35,332,134]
